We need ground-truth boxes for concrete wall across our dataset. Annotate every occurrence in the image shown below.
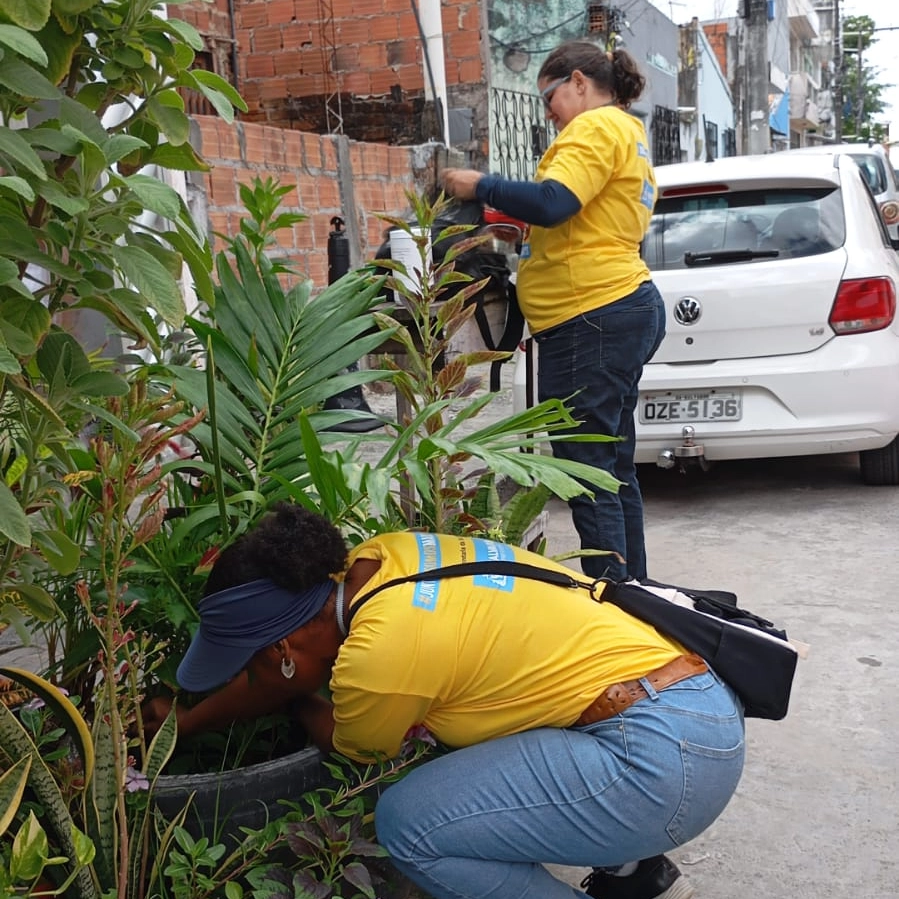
[486,0,678,121]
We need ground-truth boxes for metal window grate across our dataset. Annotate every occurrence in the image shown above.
[490,87,557,180]
[652,105,681,166]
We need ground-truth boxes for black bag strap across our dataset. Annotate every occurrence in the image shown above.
[346,560,603,629]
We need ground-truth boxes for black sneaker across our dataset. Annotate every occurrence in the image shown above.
[580,855,694,899]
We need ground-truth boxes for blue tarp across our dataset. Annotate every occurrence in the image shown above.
[770,90,790,135]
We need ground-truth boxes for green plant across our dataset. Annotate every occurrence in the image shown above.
[293,190,623,539]
[0,0,245,630]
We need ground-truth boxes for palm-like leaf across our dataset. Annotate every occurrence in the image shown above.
[168,244,394,532]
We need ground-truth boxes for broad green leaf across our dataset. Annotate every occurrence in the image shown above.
[163,16,204,51]
[0,316,36,355]
[0,126,47,179]
[0,54,60,99]
[21,125,81,155]
[70,369,129,397]
[0,174,34,201]
[8,583,59,621]
[1,294,52,343]
[191,67,248,110]
[0,345,22,373]
[102,133,149,165]
[35,15,81,86]
[1,0,50,31]
[147,139,211,172]
[0,757,31,837]
[0,481,30,546]
[0,257,19,283]
[51,0,98,15]
[10,810,49,882]
[123,173,181,219]
[72,825,95,867]
[37,179,89,215]
[111,243,186,327]
[58,94,107,144]
[147,94,190,146]
[0,24,47,65]
[32,528,82,575]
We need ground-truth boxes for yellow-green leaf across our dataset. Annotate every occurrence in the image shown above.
[0,757,31,837]
[1,0,51,31]
[10,810,50,882]
[0,666,94,783]
[0,481,30,546]
[0,23,47,65]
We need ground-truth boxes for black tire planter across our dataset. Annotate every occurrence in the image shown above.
[152,746,430,897]
[153,745,334,845]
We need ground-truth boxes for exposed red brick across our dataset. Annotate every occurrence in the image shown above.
[238,3,268,29]
[266,0,296,25]
[252,26,283,53]
[246,55,276,79]
[342,70,372,94]
[457,58,483,83]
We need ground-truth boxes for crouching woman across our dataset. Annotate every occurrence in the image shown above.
[144,502,744,899]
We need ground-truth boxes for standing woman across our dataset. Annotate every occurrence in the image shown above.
[442,41,665,583]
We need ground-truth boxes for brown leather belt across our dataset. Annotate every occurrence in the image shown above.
[575,653,708,727]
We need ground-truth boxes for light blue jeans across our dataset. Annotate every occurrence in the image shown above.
[375,671,744,899]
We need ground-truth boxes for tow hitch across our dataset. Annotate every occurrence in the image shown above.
[656,426,711,472]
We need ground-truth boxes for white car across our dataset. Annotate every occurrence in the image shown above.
[636,152,899,484]
[778,142,899,240]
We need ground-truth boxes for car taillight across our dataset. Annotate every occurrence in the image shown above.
[880,200,899,225]
[829,277,897,334]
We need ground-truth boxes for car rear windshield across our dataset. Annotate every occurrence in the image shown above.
[643,187,845,271]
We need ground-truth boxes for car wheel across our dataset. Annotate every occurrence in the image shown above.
[859,437,899,485]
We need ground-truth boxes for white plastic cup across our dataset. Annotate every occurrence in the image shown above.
[388,227,432,304]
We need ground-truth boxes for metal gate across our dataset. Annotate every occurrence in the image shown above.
[652,105,681,165]
[489,87,556,180]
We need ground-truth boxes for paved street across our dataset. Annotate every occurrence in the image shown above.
[543,451,899,899]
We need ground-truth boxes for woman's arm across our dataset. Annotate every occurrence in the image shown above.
[143,670,297,739]
[441,168,581,227]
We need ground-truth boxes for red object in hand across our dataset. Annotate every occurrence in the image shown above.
[481,207,527,243]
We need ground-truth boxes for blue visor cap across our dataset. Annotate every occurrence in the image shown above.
[176,579,332,693]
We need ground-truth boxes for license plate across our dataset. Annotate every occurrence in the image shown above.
[639,390,742,423]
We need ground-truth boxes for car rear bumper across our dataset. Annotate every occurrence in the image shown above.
[635,331,899,463]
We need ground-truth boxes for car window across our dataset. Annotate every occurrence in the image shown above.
[846,153,888,194]
[643,187,845,270]
[852,165,894,249]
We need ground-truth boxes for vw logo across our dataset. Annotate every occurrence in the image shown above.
[674,296,702,326]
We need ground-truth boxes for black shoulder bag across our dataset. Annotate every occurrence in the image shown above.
[347,561,801,721]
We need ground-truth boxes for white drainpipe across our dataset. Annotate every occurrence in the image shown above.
[417,0,451,146]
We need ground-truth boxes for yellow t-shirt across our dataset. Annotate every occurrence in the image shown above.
[330,532,683,762]
[517,105,657,334]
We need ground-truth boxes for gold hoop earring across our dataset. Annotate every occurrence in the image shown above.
[281,656,296,679]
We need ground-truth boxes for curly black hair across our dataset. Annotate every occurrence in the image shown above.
[203,502,349,596]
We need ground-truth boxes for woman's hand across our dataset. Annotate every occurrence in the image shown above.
[141,695,194,740]
[440,168,484,202]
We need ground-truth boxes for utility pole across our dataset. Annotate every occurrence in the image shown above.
[832,0,842,142]
[746,0,770,154]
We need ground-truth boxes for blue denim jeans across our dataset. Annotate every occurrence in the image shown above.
[375,671,744,899]
[534,281,666,581]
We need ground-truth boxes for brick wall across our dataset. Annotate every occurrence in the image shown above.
[169,0,486,146]
[703,23,729,84]
[190,115,441,288]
